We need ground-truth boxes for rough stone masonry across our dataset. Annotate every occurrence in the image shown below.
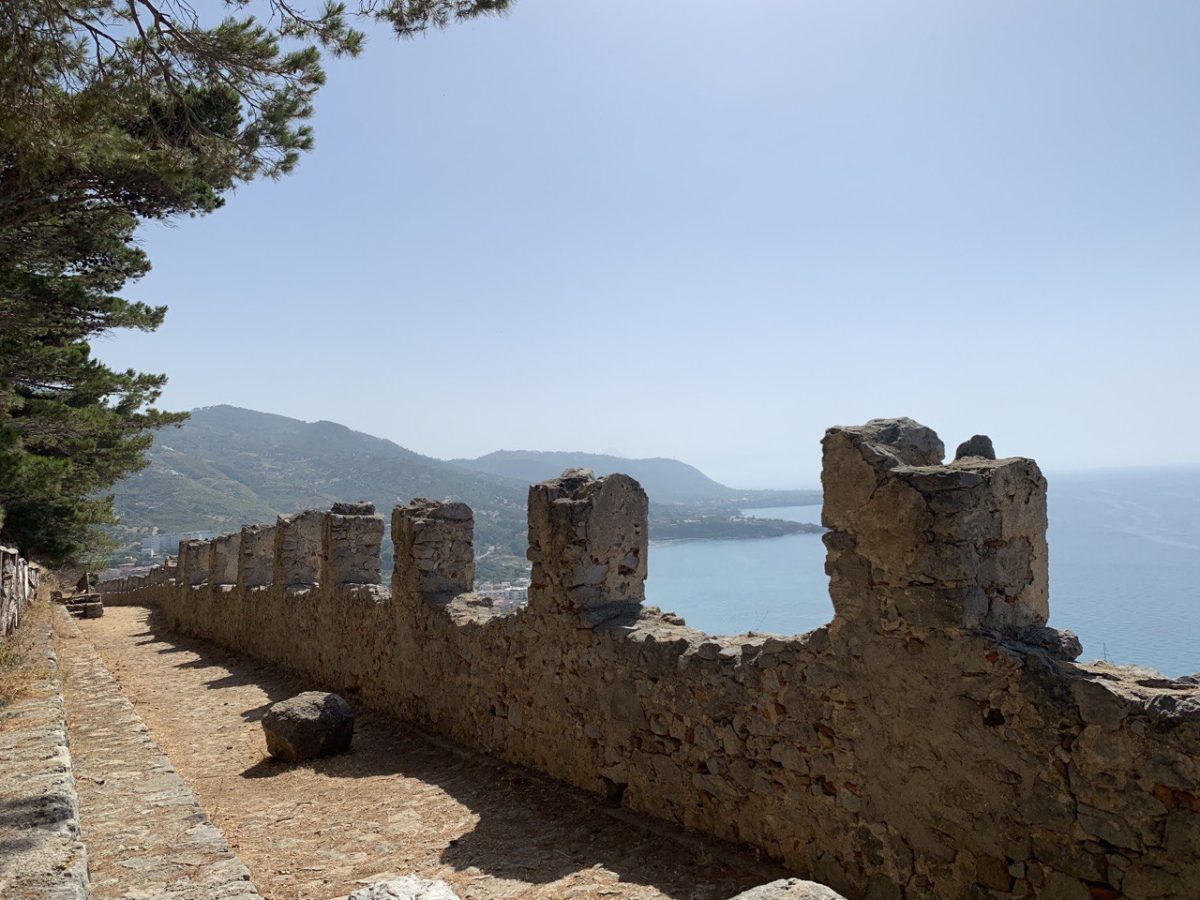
[102,418,1200,900]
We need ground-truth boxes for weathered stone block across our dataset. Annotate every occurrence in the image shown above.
[731,879,847,899]
[240,523,275,589]
[349,877,461,900]
[274,510,323,588]
[210,532,241,586]
[261,691,354,762]
[527,469,648,622]
[822,417,1047,631]
[179,539,212,587]
[393,499,474,596]
[324,502,384,586]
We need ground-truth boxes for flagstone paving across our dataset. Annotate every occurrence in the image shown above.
[57,611,262,899]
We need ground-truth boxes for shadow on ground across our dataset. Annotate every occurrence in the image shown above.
[131,607,788,899]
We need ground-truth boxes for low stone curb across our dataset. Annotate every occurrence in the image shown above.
[0,615,91,899]
[58,612,264,900]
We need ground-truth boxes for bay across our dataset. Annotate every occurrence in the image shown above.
[645,469,1200,677]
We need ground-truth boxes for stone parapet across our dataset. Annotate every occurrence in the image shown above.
[393,499,474,597]
[324,502,384,586]
[179,539,212,588]
[98,421,1200,899]
[0,613,90,898]
[822,417,1048,632]
[239,524,275,590]
[274,510,323,589]
[527,469,648,623]
[211,532,241,587]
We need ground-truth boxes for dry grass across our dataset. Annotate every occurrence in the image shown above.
[0,598,51,708]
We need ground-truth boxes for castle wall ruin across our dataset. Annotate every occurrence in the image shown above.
[101,419,1200,899]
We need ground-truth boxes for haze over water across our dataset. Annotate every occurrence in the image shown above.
[647,468,1200,677]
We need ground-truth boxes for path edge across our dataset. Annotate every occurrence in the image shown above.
[0,608,91,899]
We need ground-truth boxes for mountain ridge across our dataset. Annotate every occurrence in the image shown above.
[111,405,820,578]
[451,449,740,505]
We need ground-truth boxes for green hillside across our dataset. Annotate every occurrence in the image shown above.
[452,450,736,505]
[112,406,821,582]
[113,406,530,579]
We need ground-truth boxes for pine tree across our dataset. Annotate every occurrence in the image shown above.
[0,0,513,563]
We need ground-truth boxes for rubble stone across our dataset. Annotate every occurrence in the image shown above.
[348,876,461,900]
[955,433,997,460]
[261,692,354,762]
[731,879,847,899]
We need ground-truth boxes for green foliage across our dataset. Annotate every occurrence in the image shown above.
[0,1,512,181]
[112,405,531,580]
[0,0,514,564]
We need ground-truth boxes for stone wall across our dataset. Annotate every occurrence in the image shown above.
[99,560,175,606]
[275,510,323,588]
[211,532,241,587]
[101,420,1200,900]
[1,545,40,636]
[239,525,273,590]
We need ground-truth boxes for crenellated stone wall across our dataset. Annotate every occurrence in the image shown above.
[99,559,175,606]
[101,419,1200,900]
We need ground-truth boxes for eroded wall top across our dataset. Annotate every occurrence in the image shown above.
[822,417,1048,633]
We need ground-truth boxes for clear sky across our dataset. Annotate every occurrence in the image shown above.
[98,0,1199,488]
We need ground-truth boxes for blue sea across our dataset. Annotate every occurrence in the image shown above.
[646,468,1200,677]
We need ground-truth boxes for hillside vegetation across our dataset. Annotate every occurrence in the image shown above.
[112,406,820,580]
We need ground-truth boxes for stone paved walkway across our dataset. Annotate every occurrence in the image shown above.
[57,612,262,899]
[65,606,787,900]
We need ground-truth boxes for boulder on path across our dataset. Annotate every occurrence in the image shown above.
[348,876,461,900]
[261,691,354,762]
[730,879,848,899]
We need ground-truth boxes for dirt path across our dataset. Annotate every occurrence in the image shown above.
[65,606,785,900]
[57,611,261,899]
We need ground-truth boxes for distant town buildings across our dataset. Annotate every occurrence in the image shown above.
[140,531,216,557]
[100,561,163,582]
[477,580,529,611]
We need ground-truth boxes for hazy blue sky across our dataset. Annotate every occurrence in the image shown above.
[98,0,1199,488]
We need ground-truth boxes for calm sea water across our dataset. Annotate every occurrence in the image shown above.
[646,468,1200,677]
